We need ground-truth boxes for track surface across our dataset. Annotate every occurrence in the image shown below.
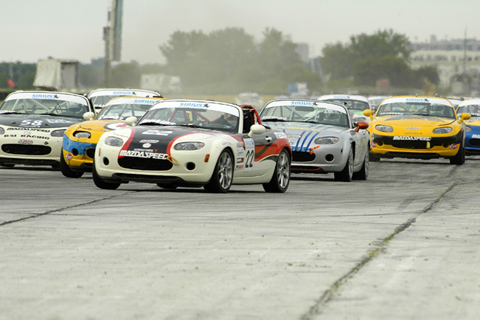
[1,158,480,320]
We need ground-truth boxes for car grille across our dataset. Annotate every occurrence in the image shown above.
[391,140,428,149]
[292,151,315,162]
[118,158,173,171]
[469,138,480,147]
[2,144,51,155]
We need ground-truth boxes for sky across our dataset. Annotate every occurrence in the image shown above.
[1,0,479,65]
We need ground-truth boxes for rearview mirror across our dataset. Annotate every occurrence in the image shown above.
[248,124,266,137]
[83,112,95,121]
[125,116,138,126]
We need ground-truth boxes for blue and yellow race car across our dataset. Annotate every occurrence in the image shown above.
[456,99,480,155]
[61,96,164,177]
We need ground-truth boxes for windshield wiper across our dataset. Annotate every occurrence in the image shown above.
[0,111,22,115]
[262,117,287,122]
[137,120,173,126]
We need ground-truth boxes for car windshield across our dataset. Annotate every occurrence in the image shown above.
[137,102,240,133]
[0,93,90,118]
[261,103,349,128]
[377,101,456,119]
[325,99,369,111]
[457,104,480,118]
[96,103,153,120]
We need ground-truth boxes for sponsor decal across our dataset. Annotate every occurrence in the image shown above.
[450,144,459,150]
[393,136,431,141]
[142,143,151,148]
[406,98,427,102]
[291,101,313,106]
[20,134,50,140]
[179,102,204,108]
[406,127,420,129]
[235,164,244,171]
[237,157,244,163]
[32,94,54,99]
[139,139,159,143]
[472,134,480,139]
[66,153,73,160]
[119,150,169,159]
[141,129,172,136]
[18,139,34,145]
[105,122,128,130]
[134,99,156,104]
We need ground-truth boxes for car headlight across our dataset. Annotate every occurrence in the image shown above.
[433,127,452,134]
[51,129,66,137]
[74,131,91,139]
[465,126,472,132]
[0,127,4,135]
[375,125,393,133]
[104,136,124,147]
[314,137,339,144]
[174,142,205,150]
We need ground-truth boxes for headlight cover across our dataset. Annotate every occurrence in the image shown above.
[375,125,393,133]
[104,136,124,147]
[433,127,452,134]
[0,127,4,135]
[174,142,205,150]
[314,137,339,144]
[51,129,66,137]
[74,131,91,139]
[465,126,472,132]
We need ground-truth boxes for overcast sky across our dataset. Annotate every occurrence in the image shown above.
[2,0,479,65]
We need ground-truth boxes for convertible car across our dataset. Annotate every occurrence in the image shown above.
[364,96,471,164]
[87,88,162,113]
[61,96,165,178]
[260,99,369,181]
[0,91,93,168]
[92,99,292,193]
[318,94,371,123]
[456,99,480,155]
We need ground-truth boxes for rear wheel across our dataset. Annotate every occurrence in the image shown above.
[335,148,354,182]
[60,149,84,178]
[450,144,465,165]
[92,163,121,190]
[263,149,291,193]
[204,149,234,193]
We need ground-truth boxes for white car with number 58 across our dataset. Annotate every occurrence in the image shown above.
[93,99,292,193]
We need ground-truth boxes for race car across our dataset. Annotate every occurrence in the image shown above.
[364,96,471,164]
[456,99,480,155]
[87,88,163,113]
[318,94,371,123]
[61,96,166,178]
[260,99,369,181]
[0,91,94,168]
[92,99,292,193]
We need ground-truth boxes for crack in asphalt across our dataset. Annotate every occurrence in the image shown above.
[0,194,125,227]
[300,181,458,320]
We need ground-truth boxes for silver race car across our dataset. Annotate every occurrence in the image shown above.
[260,99,369,181]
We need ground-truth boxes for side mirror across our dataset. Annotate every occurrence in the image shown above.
[125,116,138,126]
[363,109,373,120]
[83,112,95,121]
[248,124,266,137]
[355,121,369,132]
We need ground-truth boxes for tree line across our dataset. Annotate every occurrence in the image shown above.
[0,28,440,96]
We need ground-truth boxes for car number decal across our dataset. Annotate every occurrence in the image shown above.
[243,138,255,171]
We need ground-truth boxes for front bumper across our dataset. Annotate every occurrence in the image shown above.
[63,136,96,171]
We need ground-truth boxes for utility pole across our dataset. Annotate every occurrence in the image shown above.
[103,0,123,87]
[463,29,468,95]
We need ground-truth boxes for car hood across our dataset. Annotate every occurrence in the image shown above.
[374,115,457,128]
[116,126,227,154]
[465,118,480,127]
[0,114,81,128]
[76,119,128,132]
[263,121,347,135]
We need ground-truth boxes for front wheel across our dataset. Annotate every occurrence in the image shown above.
[60,149,83,178]
[92,163,121,190]
[263,149,291,193]
[449,144,465,165]
[204,149,234,193]
[353,150,369,180]
[335,148,354,182]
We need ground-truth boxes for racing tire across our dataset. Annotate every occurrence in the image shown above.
[263,149,291,193]
[92,163,121,190]
[0,162,15,168]
[353,151,369,180]
[335,148,354,182]
[449,144,465,165]
[60,149,84,178]
[157,183,178,190]
[204,149,234,193]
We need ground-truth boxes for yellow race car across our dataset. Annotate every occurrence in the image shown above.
[61,96,165,177]
[363,96,470,164]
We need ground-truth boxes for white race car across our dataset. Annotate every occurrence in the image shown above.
[0,91,94,168]
[93,99,292,193]
[87,88,163,113]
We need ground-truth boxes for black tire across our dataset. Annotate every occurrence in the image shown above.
[335,148,354,182]
[263,149,291,193]
[450,144,465,165]
[353,150,369,180]
[92,162,121,190]
[204,149,234,193]
[157,183,178,190]
[60,149,84,178]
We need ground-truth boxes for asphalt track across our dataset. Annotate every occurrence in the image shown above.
[1,157,479,320]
